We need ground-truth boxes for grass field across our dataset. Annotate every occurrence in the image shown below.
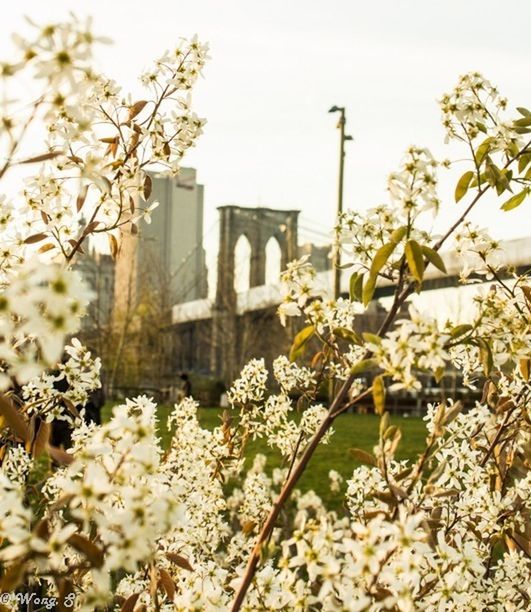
[102,403,428,509]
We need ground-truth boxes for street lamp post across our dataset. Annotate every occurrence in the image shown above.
[328,106,353,299]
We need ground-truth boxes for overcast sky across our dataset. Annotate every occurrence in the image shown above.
[3,1,531,253]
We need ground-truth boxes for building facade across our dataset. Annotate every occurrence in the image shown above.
[114,168,208,320]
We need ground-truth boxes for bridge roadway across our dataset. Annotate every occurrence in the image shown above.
[172,237,531,324]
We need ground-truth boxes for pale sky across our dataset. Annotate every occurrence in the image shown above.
[2,1,531,258]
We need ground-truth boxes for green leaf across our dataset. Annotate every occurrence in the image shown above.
[454,170,474,203]
[474,137,493,166]
[421,245,447,274]
[362,275,377,307]
[362,332,382,346]
[516,107,531,117]
[390,226,407,244]
[289,325,315,362]
[494,167,511,196]
[379,411,390,437]
[383,424,399,441]
[434,367,445,383]
[372,242,397,273]
[501,189,528,212]
[372,375,386,415]
[513,116,531,127]
[485,158,502,188]
[349,448,376,466]
[333,327,363,345]
[442,400,463,426]
[476,338,493,376]
[349,272,364,302]
[518,152,531,174]
[405,240,425,283]
[350,358,378,376]
[362,241,398,306]
[450,324,473,338]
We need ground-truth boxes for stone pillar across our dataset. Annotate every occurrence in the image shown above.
[211,205,300,384]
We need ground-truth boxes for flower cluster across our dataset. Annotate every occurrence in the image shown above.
[21,338,101,423]
[440,72,512,145]
[0,260,92,389]
[454,221,502,280]
[366,306,451,391]
[1,15,206,272]
[388,146,441,215]
[277,255,320,325]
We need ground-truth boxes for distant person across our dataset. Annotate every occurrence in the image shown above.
[84,384,105,426]
[180,373,192,398]
[50,372,72,449]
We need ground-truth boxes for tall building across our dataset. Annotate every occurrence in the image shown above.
[114,168,208,319]
[73,249,115,331]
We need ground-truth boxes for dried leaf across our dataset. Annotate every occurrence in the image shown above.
[24,232,48,244]
[143,174,153,200]
[121,593,141,612]
[108,233,119,259]
[56,578,75,612]
[50,494,75,511]
[128,100,148,120]
[349,448,376,466]
[47,445,74,466]
[83,221,101,235]
[20,151,62,164]
[241,520,256,535]
[76,187,88,213]
[34,517,50,540]
[32,420,51,457]
[442,401,463,426]
[519,358,530,381]
[67,534,104,568]
[166,552,194,571]
[158,568,176,600]
[99,136,119,144]
[62,397,80,419]
[0,561,25,591]
[0,394,29,441]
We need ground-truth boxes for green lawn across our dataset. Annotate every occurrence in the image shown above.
[102,403,427,510]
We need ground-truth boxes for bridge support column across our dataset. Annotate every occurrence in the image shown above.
[211,205,299,384]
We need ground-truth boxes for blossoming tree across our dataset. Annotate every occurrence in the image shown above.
[0,15,530,612]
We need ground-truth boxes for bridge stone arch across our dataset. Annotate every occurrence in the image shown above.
[233,233,252,292]
[216,205,299,303]
[265,235,282,285]
[212,205,299,380]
